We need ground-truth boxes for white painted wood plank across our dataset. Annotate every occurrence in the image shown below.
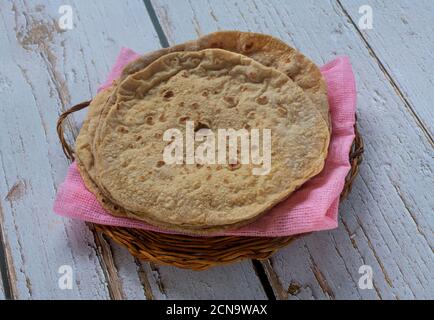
[141,261,267,299]
[151,0,434,299]
[0,0,161,299]
[340,0,434,136]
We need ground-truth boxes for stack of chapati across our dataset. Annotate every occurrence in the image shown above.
[75,31,330,234]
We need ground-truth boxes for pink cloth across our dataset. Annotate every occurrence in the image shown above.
[54,48,356,237]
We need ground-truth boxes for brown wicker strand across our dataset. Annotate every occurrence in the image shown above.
[340,120,364,199]
[57,101,363,270]
[56,101,91,161]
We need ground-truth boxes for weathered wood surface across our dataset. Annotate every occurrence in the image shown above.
[0,0,267,300]
[140,261,267,300]
[0,0,432,300]
[340,0,434,137]
[150,0,434,300]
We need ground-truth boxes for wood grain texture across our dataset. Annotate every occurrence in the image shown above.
[151,0,434,299]
[340,0,434,138]
[0,0,161,299]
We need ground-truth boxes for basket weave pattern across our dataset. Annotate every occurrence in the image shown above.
[57,102,363,270]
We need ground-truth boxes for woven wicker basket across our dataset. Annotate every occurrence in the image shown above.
[57,101,363,270]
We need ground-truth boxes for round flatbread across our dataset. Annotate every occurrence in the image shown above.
[75,31,330,233]
[92,49,329,230]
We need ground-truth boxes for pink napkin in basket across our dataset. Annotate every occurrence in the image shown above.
[54,48,356,237]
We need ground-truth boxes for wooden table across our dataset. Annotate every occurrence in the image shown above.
[0,0,432,300]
